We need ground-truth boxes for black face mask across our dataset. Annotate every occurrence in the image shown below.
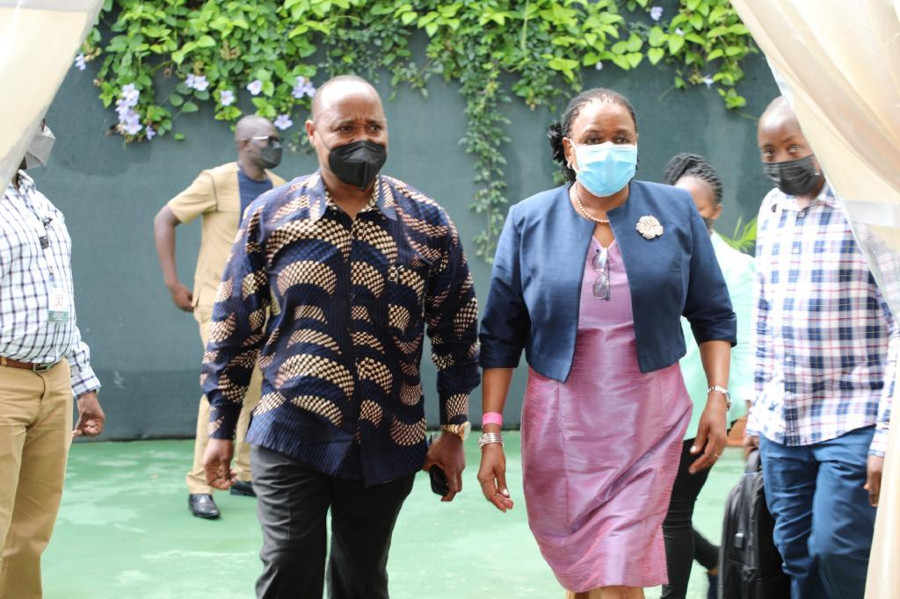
[762,155,822,196]
[326,139,387,190]
[258,143,283,170]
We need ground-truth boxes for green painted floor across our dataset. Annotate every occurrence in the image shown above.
[44,435,743,598]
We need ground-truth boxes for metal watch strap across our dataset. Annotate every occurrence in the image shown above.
[707,385,732,410]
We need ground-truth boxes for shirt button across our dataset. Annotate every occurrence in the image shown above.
[784,355,793,364]
[792,246,801,254]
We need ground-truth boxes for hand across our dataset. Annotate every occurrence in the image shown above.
[743,434,760,459]
[167,282,194,312]
[477,444,515,512]
[865,455,884,507]
[422,433,465,502]
[689,394,728,473]
[73,391,105,437]
[203,438,236,490]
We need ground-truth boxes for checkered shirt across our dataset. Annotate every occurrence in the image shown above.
[0,171,100,397]
[747,184,897,456]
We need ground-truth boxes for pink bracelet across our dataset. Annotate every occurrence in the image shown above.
[482,412,503,427]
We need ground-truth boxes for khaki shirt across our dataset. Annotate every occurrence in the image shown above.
[167,162,285,308]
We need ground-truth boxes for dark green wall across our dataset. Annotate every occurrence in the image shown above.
[38,54,778,440]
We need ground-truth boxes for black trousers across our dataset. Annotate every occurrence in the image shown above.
[252,445,415,599]
[661,439,719,599]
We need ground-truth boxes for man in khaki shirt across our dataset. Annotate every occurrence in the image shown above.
[153,115,285,519]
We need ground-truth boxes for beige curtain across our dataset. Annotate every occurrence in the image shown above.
[729,1,900,596]
[0,0,102,190]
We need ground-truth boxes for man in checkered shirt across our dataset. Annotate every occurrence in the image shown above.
[0,121,104,598]
[745,97,897,598]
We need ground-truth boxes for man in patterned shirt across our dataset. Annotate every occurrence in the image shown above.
[746,97,897,598]
[0,121,104,598]
[201,75,479,598]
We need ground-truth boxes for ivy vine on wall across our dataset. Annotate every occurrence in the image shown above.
[79,0,755,261]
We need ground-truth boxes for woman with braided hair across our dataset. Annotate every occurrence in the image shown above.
[660,153,756,599]
[477,89,737,598]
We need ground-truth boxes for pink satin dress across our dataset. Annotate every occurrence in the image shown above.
[521,238,691,592]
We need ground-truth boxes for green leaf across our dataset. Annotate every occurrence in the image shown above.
[169,93,184,107]
[174,133,186,141]
[647,47,665,65]
[197,35,216,48]
[725,46,743,56]
[707,48,724,60]
[181,101,199,113]
[729,24,751,35]
[668,35,685,54]
[626,34,642,52]
[648,27,665,48]
[626,52,643,68]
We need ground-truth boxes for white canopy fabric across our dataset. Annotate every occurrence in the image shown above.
[0,0,102,190]
[729,1,900,596]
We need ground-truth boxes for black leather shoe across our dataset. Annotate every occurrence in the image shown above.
[188,494,220,519]
[230,479,256,497]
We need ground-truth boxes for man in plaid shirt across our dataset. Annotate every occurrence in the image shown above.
[746,97,897,598]
[0,122,104,598]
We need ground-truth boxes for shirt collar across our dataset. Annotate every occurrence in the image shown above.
[4,170,35,199]
[310,172,397,222]
[777,182,836,211]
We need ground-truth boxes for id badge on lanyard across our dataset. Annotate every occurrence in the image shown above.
[47,276,70,323]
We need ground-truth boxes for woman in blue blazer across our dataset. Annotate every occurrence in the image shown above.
[475,88,737,598]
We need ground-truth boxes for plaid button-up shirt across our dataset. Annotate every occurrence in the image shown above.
[747,184,897,456]
[0,171,100,397]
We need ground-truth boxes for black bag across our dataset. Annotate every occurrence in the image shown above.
[718,449,791,599]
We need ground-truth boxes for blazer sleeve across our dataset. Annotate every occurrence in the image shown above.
[479,205,532,369]
[682,204,737,346]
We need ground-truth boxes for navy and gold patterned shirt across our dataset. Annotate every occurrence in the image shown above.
[201,173,479,485]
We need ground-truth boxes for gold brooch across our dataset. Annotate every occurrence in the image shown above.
[636,215,664,240]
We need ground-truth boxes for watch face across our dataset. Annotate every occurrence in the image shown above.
[460,421,471,441]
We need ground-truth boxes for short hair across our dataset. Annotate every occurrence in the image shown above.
[548,88,638,183]
[662,153,724,206]
[234,115,272,143]
[311,74,376,119]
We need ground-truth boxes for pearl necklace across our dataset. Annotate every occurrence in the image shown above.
[572,185,610,224]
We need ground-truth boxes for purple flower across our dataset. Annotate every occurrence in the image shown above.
[247,79,263,96]
[121,110,143,135]
[74,53,86,71]
[120,83,140,107]
[220,90,235,106]
[702,74,715,88]
[193,75,209,92]
[145,126,156,140]
[650,6,663,21]
[274,114,293,130]
[185,74,209,92]
[292,76,316,99]
[594,61,604,71]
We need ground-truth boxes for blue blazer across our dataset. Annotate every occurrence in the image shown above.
[480,180,737,380]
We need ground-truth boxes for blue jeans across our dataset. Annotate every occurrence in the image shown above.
[760,427,876,599]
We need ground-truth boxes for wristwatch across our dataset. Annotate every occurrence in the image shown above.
[707,385,732,411]
[440,421,471,441]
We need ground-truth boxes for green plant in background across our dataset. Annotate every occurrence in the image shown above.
[79,0,757,261]
[720,215,757,254]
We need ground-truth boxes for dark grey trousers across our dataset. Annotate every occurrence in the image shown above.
[252,445,415,599]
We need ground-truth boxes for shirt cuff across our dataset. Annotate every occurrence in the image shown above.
[71,366,101,398]
[208,403,241,440]
[869,425,889,458]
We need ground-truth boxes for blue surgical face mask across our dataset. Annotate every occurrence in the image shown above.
[569,140,637,197]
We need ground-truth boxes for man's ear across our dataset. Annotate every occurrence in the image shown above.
[304,120,316,146]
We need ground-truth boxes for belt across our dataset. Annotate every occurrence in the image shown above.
[0,356,58,372]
